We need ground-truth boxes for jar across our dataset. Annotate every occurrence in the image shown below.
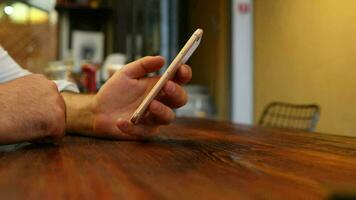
[176,85,216,119]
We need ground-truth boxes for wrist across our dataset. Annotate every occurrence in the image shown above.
[62,92,95,135]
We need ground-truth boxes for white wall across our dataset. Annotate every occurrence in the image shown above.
[231,0,254,124]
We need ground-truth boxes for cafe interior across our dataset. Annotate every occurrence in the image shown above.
[2,0,356,199]
[1,0,355,137]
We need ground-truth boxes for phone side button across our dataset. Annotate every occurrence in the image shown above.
[130,115,139,124]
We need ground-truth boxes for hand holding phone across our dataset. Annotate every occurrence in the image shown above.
[130,28,204,124]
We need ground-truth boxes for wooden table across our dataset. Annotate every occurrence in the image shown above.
[1,118,356,199]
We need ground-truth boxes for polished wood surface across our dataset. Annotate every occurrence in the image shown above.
[1,118,356,199]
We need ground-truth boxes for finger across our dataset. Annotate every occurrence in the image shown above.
[122,56,165,78]
[158,81,188,108]
[147,100,176,125]
[172,64,192,85]
[116,119,159,138]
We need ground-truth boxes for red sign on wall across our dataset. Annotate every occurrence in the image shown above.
[238,3,250,14]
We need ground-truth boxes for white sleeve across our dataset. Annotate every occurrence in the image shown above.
[53,80,79,93]
[0,47,31,83]
[0,47,79,93]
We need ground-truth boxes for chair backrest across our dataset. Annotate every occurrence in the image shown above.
[258,102,320,132]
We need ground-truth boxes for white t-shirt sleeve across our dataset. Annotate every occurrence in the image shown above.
[53,80,79,93]
[0,47,31,82]
[0,47,79,93]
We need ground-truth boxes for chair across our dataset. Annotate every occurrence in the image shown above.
[258,102,320,131]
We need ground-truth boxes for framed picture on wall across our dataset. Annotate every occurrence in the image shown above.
[71,30,104,72]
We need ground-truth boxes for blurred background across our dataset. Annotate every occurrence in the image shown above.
[1,0,356,137]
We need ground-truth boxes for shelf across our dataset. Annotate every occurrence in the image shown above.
[55,3,111,13]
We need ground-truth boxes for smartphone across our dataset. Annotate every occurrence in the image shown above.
[130,28,204,124]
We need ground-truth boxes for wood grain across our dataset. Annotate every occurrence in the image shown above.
[0,117,356,200]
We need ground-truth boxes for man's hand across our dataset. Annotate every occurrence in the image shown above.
[64,56,192,140]
[0,74,66,144]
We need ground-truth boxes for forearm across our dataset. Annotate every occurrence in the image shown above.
[61,92,95,135]
[0,112,48,144]
[0,108,30,144]
[0,75,66,144]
